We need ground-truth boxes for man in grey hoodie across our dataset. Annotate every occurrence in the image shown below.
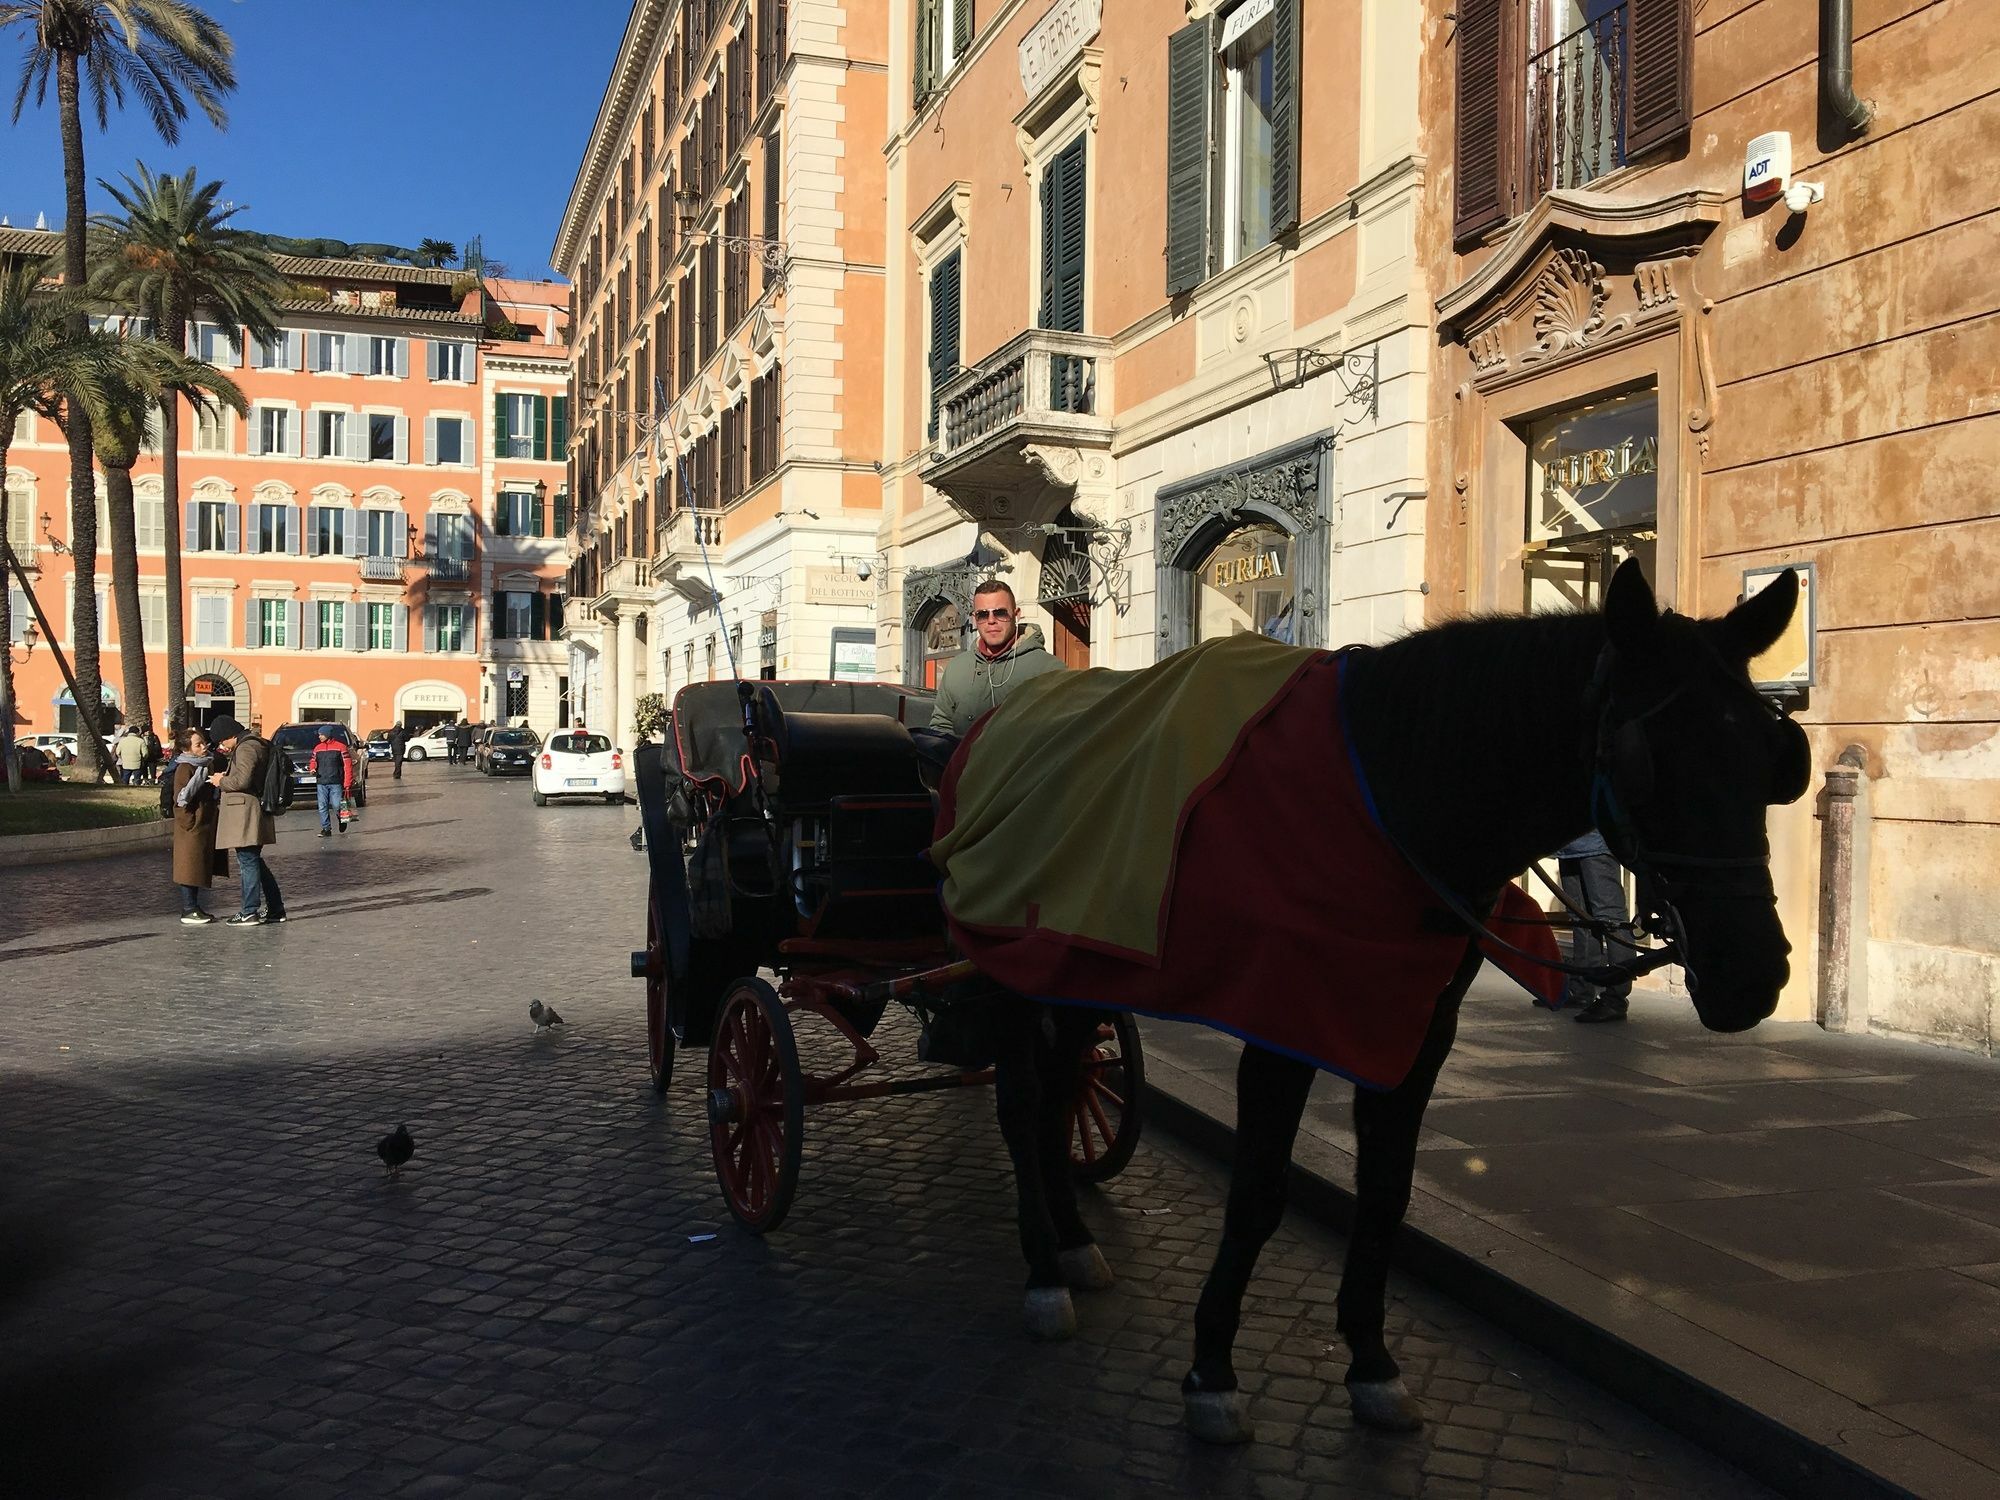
[928,579,1065,737]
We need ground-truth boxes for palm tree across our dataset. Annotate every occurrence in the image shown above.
[0,255,119,791]
[4,0,235,773]
[415,238,457,269]
[81,337,242,738]
[89,163,282,726]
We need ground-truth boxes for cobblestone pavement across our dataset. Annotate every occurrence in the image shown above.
[0,770,1770,1498]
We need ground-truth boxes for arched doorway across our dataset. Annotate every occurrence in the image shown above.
[182,658,252,732]
[915,599,963,689]
[395,680,468,735]
[1038,516,1093,669]
[55,684,119,734]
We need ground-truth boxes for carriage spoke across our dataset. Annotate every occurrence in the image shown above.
[1086,1089,1116,1147]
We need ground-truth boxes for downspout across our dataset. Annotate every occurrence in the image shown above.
[1821,0,1875,135]
[1816,744,1871,1033]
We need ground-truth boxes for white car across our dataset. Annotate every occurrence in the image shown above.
[532,731,626,806]
[26,733,80,763]
[402,725,457,761]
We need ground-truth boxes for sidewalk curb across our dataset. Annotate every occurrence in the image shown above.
[1141,1060,1920,1500]
[0,819,169,867]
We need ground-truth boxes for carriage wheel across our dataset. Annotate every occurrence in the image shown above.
[1070,1012,1144,1184]
[641,897,674,1095]
[706,978,804,1234]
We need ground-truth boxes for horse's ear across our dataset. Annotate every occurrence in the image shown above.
[1716,568,1799,663]
[1604,557,1659,653]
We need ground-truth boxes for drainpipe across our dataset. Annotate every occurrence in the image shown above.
[1821,0,1875,135]
[1816,744,1871,1033]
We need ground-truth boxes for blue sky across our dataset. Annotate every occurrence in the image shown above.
[1,0,632,282]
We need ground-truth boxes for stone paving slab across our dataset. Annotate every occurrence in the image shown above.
[1140,973,2000,1500]
[0,771,1769,1498]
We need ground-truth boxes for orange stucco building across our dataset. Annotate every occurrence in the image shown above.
[2,231,571,740]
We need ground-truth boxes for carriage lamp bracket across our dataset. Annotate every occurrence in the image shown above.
[1263,343,1379,423]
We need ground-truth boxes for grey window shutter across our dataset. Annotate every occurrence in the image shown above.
[346,414,366,461]
[248,506,263,555]
[393,605,409,653]
[1164,21,1213,296]
[247,409,265,457]
[285,412,302,458]
[392,508,409,558]
[305,506,322,557]
[306,333,324,372]
[184,504,200,553]
[288,504,303,555]
[423,415,437,465]
[287,331,304,370]
[346,600,365,648]
[1453,0,1509,243]
[424,339,438,381]
[423,604,436,653]
[350,335,372,375]
[464,602,477,654]
[423,513,438,558]
[305,412,322,459]
[393,338,410,378]
[302,599,319,650]
[914,0,938,102]
[186,323,201,357]
[244,596,257,646]
[1626,0,1693,159]
[224,504,241,553]
[344,514,366,558]
[251,336,270,371]
[287,599,302,645]
[1270,0,1302,236]
[953,0,973,58]
[225,328,245,368]
[394,416,409,465]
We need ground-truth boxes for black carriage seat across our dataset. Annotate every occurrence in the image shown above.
[772,710,929,807]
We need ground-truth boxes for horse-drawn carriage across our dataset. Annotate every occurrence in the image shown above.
[629,677,1144,1232]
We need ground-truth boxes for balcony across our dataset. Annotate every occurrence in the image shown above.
[921,328,1114,527]
[652,508,726,606]
[359,554,406,582]
[425,554,472,583]
[1526,2,1629,194]
[588,555,653,617]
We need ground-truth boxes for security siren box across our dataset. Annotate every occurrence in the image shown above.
[1744,132,1791,203]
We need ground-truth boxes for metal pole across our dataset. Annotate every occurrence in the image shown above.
[3,538,115,777]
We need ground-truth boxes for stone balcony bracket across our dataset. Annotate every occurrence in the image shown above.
[588,556,654,618]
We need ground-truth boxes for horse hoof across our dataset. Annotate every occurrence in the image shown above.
[1184,1389,1254,1445]
[1022,1287,1077,1342]
[1058,1243,1114,1291]
[1348,1376,1425,1431]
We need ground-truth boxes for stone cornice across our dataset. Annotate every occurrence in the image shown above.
[551,0,676,275]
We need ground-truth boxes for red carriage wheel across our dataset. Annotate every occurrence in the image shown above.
[1070,1012,1145,1184]
[640,897,674,1095]
[706,978,805,1233]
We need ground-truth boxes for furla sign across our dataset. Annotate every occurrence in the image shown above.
[1019,0,1102,98]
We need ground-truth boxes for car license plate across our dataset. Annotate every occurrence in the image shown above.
[566,778,595,788]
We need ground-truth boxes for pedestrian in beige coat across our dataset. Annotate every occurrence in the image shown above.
[167,727,226,925]
[205,716,288,926]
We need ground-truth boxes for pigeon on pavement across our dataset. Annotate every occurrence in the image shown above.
[529,1000,565,1030]
[376,1124,415,1176]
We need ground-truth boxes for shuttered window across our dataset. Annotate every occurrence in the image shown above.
[1454,0,1510,242]
[926,249,962,442]
[1269,0,1301,236]
[1038,136,1087,334]
[1164,23,1212,297]
[1625,0,1692,158]
[699,240,719,361]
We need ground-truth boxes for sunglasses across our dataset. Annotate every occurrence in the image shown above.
[973,608,1014,622]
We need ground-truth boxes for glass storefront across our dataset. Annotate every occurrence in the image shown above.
[1523,385,1658,611]
[1194,521,1295,644]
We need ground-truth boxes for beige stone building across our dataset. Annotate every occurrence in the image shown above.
[879,0,1438,685]
[553,0,892,752]
[1418,0,1999,1046]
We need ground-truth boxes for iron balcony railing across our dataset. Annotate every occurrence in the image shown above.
[425,555,472,583]
[358,554,405,582]
[1526,2,1629,195]
[936,328,1113,459]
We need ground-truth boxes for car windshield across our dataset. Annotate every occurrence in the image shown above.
[492,731,537,747]
[551,734,612,755]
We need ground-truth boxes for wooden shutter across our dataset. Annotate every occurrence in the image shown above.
[927,249,961,439]
[552,395,568,456]
[1042,138,1087,333]
[1163,22,1212,297]
[1453,0,1509,243]
[764,131,782,239]
[1270,0,1302,236]
[533,395,549,460]
[493,392,508,457]
[530,592,547,640]
[915,0,938,102]
[953,0,973,58]
[1626,0,1692,159]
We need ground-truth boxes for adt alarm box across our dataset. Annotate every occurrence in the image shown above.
[1744,132,1791,203]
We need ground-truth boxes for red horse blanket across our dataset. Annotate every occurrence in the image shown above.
[933,638,1561,1091]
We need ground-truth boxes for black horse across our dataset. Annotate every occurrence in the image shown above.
[986,560,1809,1441]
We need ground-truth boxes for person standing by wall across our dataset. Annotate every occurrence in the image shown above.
[206,716,287,927]
[388,721,408,781]
[309,725,353,838]
[1556,829,1634,1023]
[167,725,224,925]
[927,580,1066,738]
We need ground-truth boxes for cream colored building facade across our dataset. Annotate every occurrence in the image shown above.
[553,0,894,754]
[879,0,1436,685]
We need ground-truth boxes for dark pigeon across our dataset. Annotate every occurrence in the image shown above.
[376,1124,414,1176]
[529,1000,565,1030]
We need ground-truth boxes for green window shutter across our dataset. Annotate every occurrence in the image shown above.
[1039,157,1059,327]
[927,249,962,440]
[552,395,568,456]
[953,0,973,58]
[491,589,507,640]
[1044,137,1087,333]
[1270,0,1302,237]
[493,392,508,457]
[533,395,549,460]
[531,493,545,536]
[915,0,938,103]
[530,591,547,640]
[1164,21,1213,296]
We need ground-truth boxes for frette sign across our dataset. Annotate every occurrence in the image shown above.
[1019,0,1102,99]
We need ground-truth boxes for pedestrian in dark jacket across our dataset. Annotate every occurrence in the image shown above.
[388,722,408,780]
[168,726,225,924]
[1556,828,1634,1023]
[143,727,163,784]
[309,725,354,837]
[206,715,286,926]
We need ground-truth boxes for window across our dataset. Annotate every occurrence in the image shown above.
[256,503,292,555]
[1163,2,1301,295]
[914,0,975,100]
[1523,386,1659,612]
[496,490,540,537]
[429,339,470,382]
[309,331,349,372]
[257,406,293,457]
[312,409,350,460]
[367,412,399,462]
[139,591,166,648]
[191,498,231,552]
[558,674,571,728]
[8,582,32,645]
[135,493,165,549]
[1038,135,1087,334]
[496,393,543,459]
[316,600,346,649]
[311,506,348,557]
[368,603,396,650]
[428,414,469,466]
[435,603,465,652]
[554,490,572,536]
[194,594,229,647]
[257,599,289,648]
[504,592,533,639]
[195,403,228,453]
[434,512,473,561]
[196,322,242,366]
[1195,522,1295,645]
[251,331,300,370]
[364,509,402,557]
[368,336,402,377]
[926,249,961,440]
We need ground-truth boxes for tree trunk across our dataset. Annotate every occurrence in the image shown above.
[105,465,153,734]
[57,50,110,780]
[160,392,186,730]
[1,421,20,793]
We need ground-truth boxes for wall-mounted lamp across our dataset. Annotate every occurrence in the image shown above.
[38,512,72,556]
[7,618,39,660]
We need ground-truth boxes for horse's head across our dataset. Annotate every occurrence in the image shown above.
[1595,560,1810,1033]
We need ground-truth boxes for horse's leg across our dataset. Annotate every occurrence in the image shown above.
[991,998,1074,1340]
[1337,942,1481,1431]
[1033,1007,1114,1291]
[1182,1043,1317,1445]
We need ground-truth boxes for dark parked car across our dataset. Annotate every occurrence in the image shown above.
[16,745,64,783]
[270,723,370,806]
[363,729,393,762]
[476,727,540,776]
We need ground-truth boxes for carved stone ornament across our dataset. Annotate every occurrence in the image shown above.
[1522,249,1606,363]
[902,558,983,628]
[1467,323,1509,374]
[1157,444,1326,565]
